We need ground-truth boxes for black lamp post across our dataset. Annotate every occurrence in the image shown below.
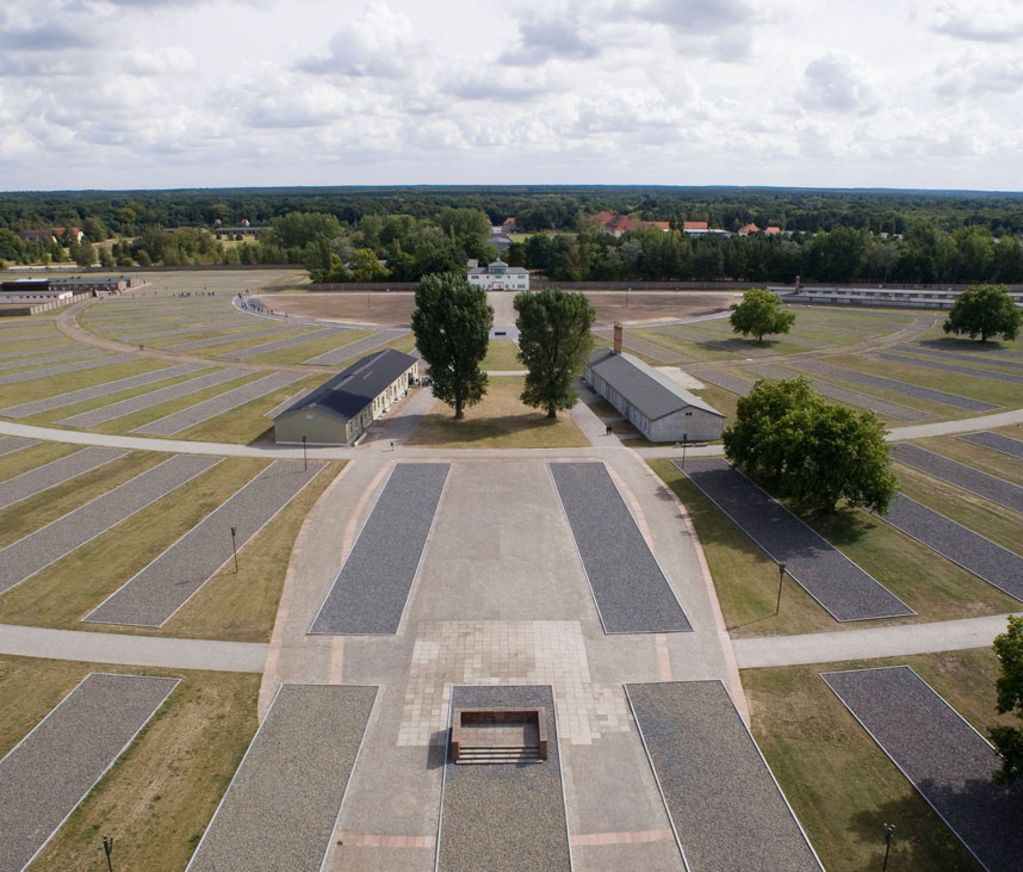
[882,823,895,871]
[102,835,114,872]
[230,526,238,572]
[681,432,688,469]
[775,561,786,615]
[302,435,307,471]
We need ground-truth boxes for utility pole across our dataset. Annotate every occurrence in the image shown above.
[230,526,238,572]
[775,561,786,615]
[302,435,307,471]
[882,823,895,871]
[681,432,688,469]
[102,835,114,872]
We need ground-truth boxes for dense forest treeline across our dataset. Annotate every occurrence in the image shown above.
[1,186,1022,284]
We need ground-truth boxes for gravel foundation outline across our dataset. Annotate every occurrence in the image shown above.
[59,367,251,428]
[877,494,1023,601]
[679,458,914,622]
[822,666,1023,872]
[1,362,205,418]
[0,436,37,457]
[132,371,304,435]
[85,460,326,627]
[0,353,136,386]
[0,342,74,361]
[894,345,1023,373]
[224,326,342,359]
[0,349,103,374]
[303,329,406,365]
[687,367,755,395]
[0,454,221,595]
[959,431,1023,460]
[0,672,180,872]
[436,685,572,872]
[310,462,450,635]
[874,351,1023,385]
[166,325,286,351]
[0,446,128,511]
[625,680,822,871]
[893,443,1023,514]
[185,683,377,872]
[549,461,692,634]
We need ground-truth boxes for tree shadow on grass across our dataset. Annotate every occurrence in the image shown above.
[692,337,782,355]
[801,504,875,547]
[916,337,1014,353]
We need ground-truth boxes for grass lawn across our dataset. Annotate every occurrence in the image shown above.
[0,655,258,871]
[743,648,1015,871]
[0,358,178,409]
[179,328,314,359]
[648,460,1020,637]
[408,376,588,449]
[240,328,373,366]
[482,339,523,371]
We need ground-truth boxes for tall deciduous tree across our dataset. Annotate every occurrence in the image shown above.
[991,615,1023,784]
[729,288,796,343]
[723,377,897,514]
[514,288,595,418]
[412,273,493,419]
[943,284,1021,342]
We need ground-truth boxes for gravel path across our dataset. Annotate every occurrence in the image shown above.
[549,462,692,633]
[960,431,1023,459]
[1,362,205,418]
[626,681,821,871]
[0,446,128,510]
[59,367,250,428]
[166,325,285,351]
[438,685,571,872]
[822,666,1023,872]
[310,462,449,634]
[893,443,1023,513]
[798,359,998,411]
[0,672,180,872]
[681,459,914,621]
[894,345,1023,373]
[86,460,325,627]
[186,684,377,872]
[0,353,136,386]
[225,326,342,359]
[747,364,928,420]
[0,454,220,595]
[874,351,1023,385]
[0,436,36,457]
[879,494,1023,600]
[132,371,304,435]
[303,329,406,365]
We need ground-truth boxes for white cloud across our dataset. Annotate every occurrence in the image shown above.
[798,54,881,115]
[930,1,1023,43]
[935,52,1023,97]
[299,2,421,78]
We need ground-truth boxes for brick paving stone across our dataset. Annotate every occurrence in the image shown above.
[0,446,127,510]
[437,685,571,872]
[823,666,1023,872]
[303,329,407,365]
[86,460,325,627]
[680,458,914,621]
[893,443,1023,514]
[59,367,251,428]
[874,351,1023,384]
[186,684,376,872]
[310,463,450,634]
[1,362,204,418]
[0,353,136,386]
[0,673,180,872]
[132,371,304,435]
[0,454,220,595]
[550,462,692,634]
[879,494,1023,601]
[626,681,821,871]
[959,431,1023,460]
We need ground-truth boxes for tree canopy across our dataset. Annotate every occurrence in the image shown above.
[411,273,493,419]
[943,284,1022,342]
[729,288,797,343]
[723,377,897,514]
[514,289,596,418]
[991,615,1023,784]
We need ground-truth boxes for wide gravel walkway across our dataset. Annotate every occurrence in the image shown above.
[893,443,1023,514]
[960,431,1023,459]
[0,446,127,510]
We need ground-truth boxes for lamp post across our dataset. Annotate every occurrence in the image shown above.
[882,823,895,871]
[230,526,238,573]
[775,561,786,615]
[302,435,307,471]
[102,835,114,872]
[626,286,631,308]
[681,432,688,469]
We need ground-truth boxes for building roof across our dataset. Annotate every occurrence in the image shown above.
[587,348,723,422]
[276,348,418,422]
[469,260,529,275]
[683,221,709,231]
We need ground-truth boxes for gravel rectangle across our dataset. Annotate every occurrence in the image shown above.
[310,462,449,634]
[893,443,1023,514]
[303,329,405,365]
[0,348,102,373]
[438,685,571,872]
[132,371,304,435]
[0,353,136,386]
[895,345,1023,373]
[626,681,821,871]
[0,454,220,595]
[0,436,37,457]
[0,446,128,510]
[225,327,341,359]
[680,458,914,621]
[186,684,376,872]
[822,666,1023,872]
[960,431,1023,460]
[0,342,72,361]
[166,326,285,351]
[549,461,692,633]
[874,351,1023,385]
[59,367,251,428]
[879,493,1023,600]
[1,362,205,418]
[0,672,180,872]
[688,367,755,395]
[798,359,998,411]
[86,460,325,626]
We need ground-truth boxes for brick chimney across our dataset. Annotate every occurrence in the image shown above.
[613,321,623,354]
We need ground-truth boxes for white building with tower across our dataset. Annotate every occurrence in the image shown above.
[467,260,530,291]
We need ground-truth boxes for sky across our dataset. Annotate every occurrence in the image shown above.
[1,0,1021,191]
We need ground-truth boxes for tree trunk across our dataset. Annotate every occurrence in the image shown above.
[547,406,557,419]
[454,397,463,419]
